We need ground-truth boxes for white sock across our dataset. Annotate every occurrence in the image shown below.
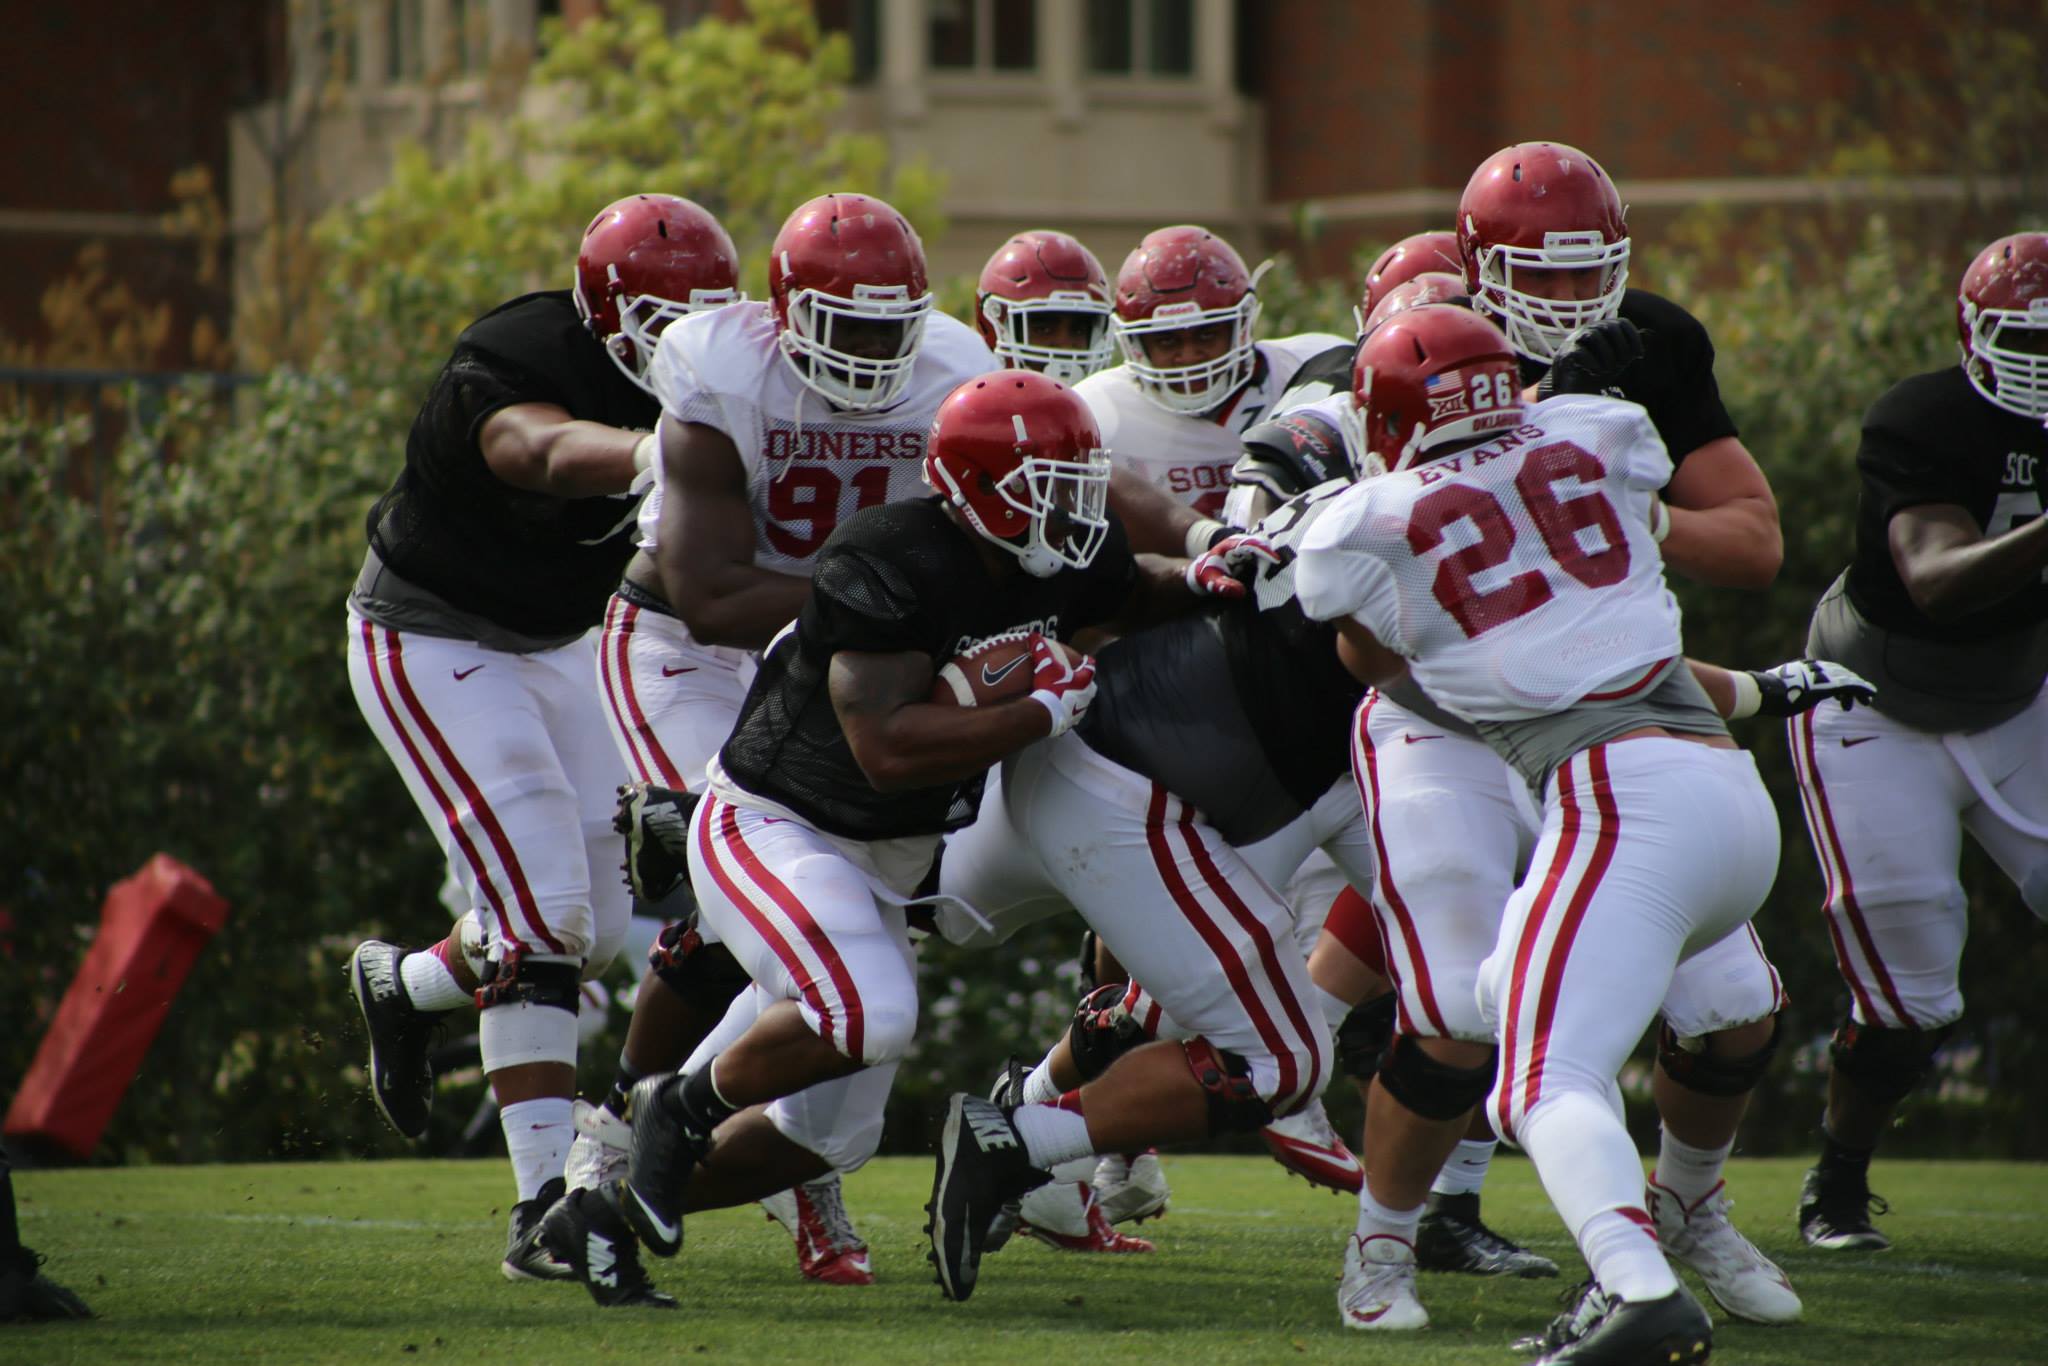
[1652,1126,1733,1209]
[1579,1207,1677,1302]
[1431,1138,1498,1198]
[400,949,469,1011]
[501,1097,573,1201]
[1011,1103,1094,1168]
[1020,1057,1064,1106]
[1313,983,1354,1033]
[1356,1182,1425,1247]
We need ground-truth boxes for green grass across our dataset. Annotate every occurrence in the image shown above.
[12,1156,2046,1364]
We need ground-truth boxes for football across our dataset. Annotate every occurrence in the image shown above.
[930,632,1074,707]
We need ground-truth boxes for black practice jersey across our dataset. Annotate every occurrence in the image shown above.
[720,498,1136,842]
[366,290,659,639]
[1519,288,1738,471]
[1269,340,1358,416]
[1844,366,2048,640]
[1081,484,1364,846]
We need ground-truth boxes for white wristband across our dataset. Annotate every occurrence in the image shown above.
[1727,670,1762,720]
[1184,518,1227,559]
[632,431,658,476]
[1649,497,1672,544]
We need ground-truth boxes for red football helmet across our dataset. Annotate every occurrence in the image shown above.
[1457,142,1630,362]
[1342,305,1523,478]
[924,370,1112,577]
[1959,232,2048,419]
[1111,225,1264,415]
[976,231,1115,385]
[574,194,742,394]
[1356,230,1462,334]
[768,192,933,412]
[1361,271,1468,336]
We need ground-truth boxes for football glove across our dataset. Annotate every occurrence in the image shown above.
[1028,635,1098,738]
[1539,318,1644,398]
[1733,659,1876,719]
[1185,532,1283,599]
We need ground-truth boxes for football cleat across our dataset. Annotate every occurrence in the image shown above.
[621,1075,709,1257]
[348,939,439,1141]
[1261,1099,1364,1194]
[502,1176,575,1281]
[1649,1177,1801,1323]
[614,782,699,903]
[1416,1191,1559,1278]
[538,1183,677,1309]
[1797,1165,1892,1251]
[1338,1232,1429,1331]
[1016,1181,1156,1254]
[1527,1284,1712,1365]
[761,1173,875,1286]
[565,1098,632,1193]
[0,1247,93,1322]
[925,1094,1052,1302]
[1513,1279,1611,1355]
[1092,1150,1170,1224]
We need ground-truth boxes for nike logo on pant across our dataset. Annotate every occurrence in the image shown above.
[661,665,698,677]
[453,666,484,681]
[1840,736,1879,748]
[1403,733,1443,744]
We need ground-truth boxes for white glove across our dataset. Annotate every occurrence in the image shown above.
[1729,659,1877,719]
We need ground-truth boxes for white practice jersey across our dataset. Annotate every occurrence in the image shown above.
[1295,395,1682,721]
[1076,333,1348,518]
[637,301,995,574]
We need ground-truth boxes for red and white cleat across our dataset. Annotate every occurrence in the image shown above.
[1261,1099,1364,1194]
[1018,1181,1156,1254]
[761,1173,874,1285]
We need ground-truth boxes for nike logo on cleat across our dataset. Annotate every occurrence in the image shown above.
[980,656,1028,688]
[454,666,484,681]
[966,1111,1019,1152]
[1840,736,1879,748]
[629,1189,681,1248]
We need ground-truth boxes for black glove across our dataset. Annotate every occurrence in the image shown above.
[1743,659,1876,718]
[1539,318,1644,398]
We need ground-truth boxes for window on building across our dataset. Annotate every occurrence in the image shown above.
[388,0,424,81]
[815,0,881,82]
[1087,0,1194,77]
[928,0,1035,73]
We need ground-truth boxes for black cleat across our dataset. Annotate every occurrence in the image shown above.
[925,1093,1052,1302]
[981,1061,1031,1254]
[621,1075,707,1257]
[538,1183,677,1308]
[502,1176,574,1281]
[1798,1165,1891,1251]
[0,1247,93,1322]
[1416,1191,1559,1278]
[1513,1278,1610,1355]
[1528,1284,1711,1365]
[348,939,439,1140]
[615,782,700,902]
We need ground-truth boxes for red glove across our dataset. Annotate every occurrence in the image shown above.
[1184,532,1282,599]
[1027,635,1098,737]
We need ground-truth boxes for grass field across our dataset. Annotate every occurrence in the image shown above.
[11,1155,2045,1364]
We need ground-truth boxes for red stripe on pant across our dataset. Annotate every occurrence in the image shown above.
[1353,694,1451,1036]
[1521,745,1621,1118]
[1497,752,1587,1139]
[1142,785,1302,1114]
[1174,807,1326,1113]
[693,796,838,1045]
[380,624,565,954]
[607,598,689,789]
[1796,711,1915,1027]
[1322,886,1389,978]
[359,620,521,953]
[598,596,658,784]
[708,799,867,1062]
[1787,712,1879,1023]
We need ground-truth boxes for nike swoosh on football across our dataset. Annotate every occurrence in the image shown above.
[629,1188,682,1247]
[453,666,484,681]
[1840,736,1880,748]
[1403,733,1443,744]
[980,655,1029,687]
[661,665,698,677]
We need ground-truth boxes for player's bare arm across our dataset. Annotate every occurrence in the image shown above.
[1107,465,1212,556]
[829,649,1056,792]
[1888,501,2048,622]
[477,401,650,497]
[1660,436,1783,588]
[1329,616,1409,688]
[653,419,810,648]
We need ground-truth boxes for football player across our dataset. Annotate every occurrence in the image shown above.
[1788,231,2048,1251]
[974,230,1117,383]
[575,192,994,1286]
[342,194,738,1299]
[1295,303,1869,1362]
[550,372,1219,1305]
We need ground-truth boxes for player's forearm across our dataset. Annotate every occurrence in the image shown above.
[488,418,647,498]
[661,559,810,649]
[1660,496,1783,589]
[1107,468,1208,556]
[1899,515,2048,622]
[852,701,1051,792]
[1687,661,1738,718]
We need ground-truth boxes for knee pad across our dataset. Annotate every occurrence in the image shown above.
[1182,1039,1273,1134]
[1830,1016,1955,1105]
[1376,1032,1497,1121]
[1658,1017,1780,1098]
[477,956,583,1071]
[648,918,751,1006]
[1069,982,1151,1081]
[1335,992,1397,1082]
